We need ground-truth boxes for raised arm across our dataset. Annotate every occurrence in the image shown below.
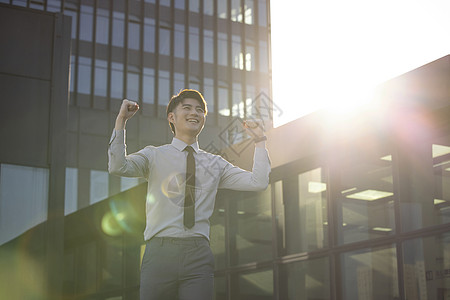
[108,99,148,178]
[219,119,271,191]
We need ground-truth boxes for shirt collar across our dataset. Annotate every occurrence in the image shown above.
[171,137,199,153]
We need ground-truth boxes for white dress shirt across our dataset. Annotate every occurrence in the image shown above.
[108,129,271,241]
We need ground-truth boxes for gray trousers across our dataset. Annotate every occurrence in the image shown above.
[140,236,215,300]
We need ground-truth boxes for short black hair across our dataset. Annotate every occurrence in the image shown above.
[166,89,208,134]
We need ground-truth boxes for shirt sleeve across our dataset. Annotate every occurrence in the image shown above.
[218,147,271,191]
[108,129,150,178]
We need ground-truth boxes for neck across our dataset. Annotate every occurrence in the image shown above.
[175,134,197,145]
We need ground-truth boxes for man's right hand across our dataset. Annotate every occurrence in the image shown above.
[115,99,139,130]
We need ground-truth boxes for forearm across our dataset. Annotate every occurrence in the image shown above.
[115,115,127,130]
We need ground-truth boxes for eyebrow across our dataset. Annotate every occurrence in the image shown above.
[182,103,203,110]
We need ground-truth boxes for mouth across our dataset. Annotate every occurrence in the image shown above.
[187,118,199,124]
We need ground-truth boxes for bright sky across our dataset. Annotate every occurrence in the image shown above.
[270,0,450,127]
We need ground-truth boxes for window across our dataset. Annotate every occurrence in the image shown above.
[204,29,214,64]
[96,8,110,45]
[279,168,328,254]
[259,40,268,72]
[77,57,92,95]
[232,35,243,70]
[158,70,170,106]
[174,72,185,94]
[128,21,140,50]
[218,85,230,116]
[94,59,108,96]
[232,82,244,118]
[204,0,214,16]
[80,5,94,42]
[189,26,200,61]
[258,0,267,27]
[244,0,254,25]
[203,78,214,112]
[112,12,125,47]
[127,71,140,101]
[336,152,395,244]
[231,188,272,266]
[90,170,109,205]
[189,0,199,13]
[174,24,185,58]
[218,33,228,66]
[210,197,226,270]
[231,0,242,22]
[142,67,155,104]
[341,245,399,300]
[432,136,450,225]
[143,18,156,53]
[279,257,330,300]
[0,164,49,245]
[402,233,450,299]
[235,269,273,299]
[218,0,227,19]
[159,27,171,55]
[110,62,124,99]
[65,168,78,215]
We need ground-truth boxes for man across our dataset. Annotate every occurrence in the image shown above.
[108,89,270,300]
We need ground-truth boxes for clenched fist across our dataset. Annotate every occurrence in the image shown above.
[115,99,139,130]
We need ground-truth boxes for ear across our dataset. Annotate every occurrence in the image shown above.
[167,112,174,123]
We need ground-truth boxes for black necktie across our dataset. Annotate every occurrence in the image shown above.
[184,146,195,228]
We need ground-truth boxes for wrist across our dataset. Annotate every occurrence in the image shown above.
[253,135,267,143]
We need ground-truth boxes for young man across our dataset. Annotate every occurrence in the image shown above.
[108,89,270,300]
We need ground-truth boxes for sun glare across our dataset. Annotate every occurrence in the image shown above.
[271,0,450,127]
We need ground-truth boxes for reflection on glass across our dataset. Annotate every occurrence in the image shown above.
[128,21,140,50]
[77,57,92,95]
[112,12,125,47]
[341,245,399,300]
[282,168,328,254]
[111,62,123,99]
[236,269,273,299]
[80,5,94,42]
[218,0,227,19]
[214,276,226,300]
[403,233,450,300]
[0,164,49,245]
[257,0,267,27]
[433,137,450,225]
[232,35,243,70]
[94,59,108,96]
[232,82,244,118]
[204,0,214,16]
[218,33,228,66]
[143,18,155,53]
[65,167,78,216]
[259,40,268,72]
[142,67,155,104]
[204,29,214,64]
[279,257,330,300]
[158,70,170,106]
[159,28,170,55]
[174,24,185,58]
[174,72,185,95]
[337,155,395,244]
[231,0,242,22]
[96,8,109,45]
[233,188,272,265]
[203,78,214,111]
[218,86,230,116]
[101,243,123,291]
[244,0,254,25]
[189,26,200,61]
[127,72,139,101]
[90,170,109,205]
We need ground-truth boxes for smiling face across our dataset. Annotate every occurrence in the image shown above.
[168,98,206,140]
